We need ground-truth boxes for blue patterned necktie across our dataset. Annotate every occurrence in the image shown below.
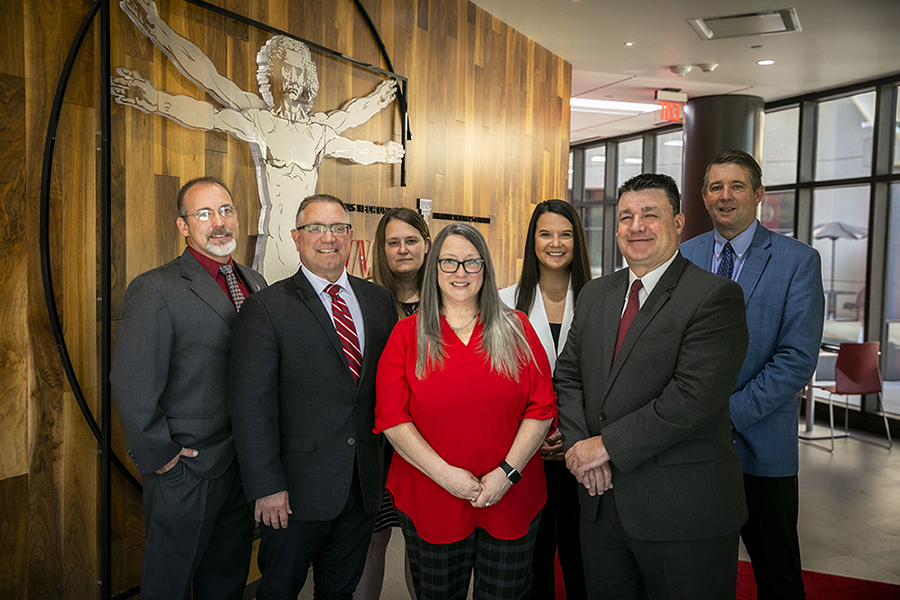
[717,242,735,280]
[219,263,245,311]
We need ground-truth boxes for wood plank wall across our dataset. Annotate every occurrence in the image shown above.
[0,0,570,597]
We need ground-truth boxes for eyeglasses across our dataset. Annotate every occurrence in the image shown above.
[181,205,236,221]
[437,258,485,274]
[297,223,352,236]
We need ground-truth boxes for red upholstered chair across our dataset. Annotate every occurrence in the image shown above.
[811,342,893,451]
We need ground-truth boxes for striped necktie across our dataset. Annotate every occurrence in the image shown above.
[325,284,362,383]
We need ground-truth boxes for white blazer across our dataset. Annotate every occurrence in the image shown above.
[499,281,575,375]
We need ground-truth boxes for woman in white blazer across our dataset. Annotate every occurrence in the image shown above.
[499,199,591,599]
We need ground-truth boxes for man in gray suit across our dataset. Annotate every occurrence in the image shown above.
[111,177,267,600]
[228,194,397,600]
[556,173,749,599]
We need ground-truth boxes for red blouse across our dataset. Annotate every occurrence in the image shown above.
[374,312,557,544]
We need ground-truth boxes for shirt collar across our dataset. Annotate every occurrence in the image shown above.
[301,265,351,296]
[629,250,679,297]
[713,220,757,259]
[187,246,235,279]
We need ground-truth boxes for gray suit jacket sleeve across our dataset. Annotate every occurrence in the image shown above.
[110,275,182,474]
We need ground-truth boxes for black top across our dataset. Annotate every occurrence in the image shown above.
[401,301,420,318]
[549,322,562,352]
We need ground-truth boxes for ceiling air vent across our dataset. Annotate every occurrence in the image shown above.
[688,8,801,40]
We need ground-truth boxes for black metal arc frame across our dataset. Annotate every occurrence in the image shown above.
[39,1,405,598]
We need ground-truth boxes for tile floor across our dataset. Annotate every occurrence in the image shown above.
[296,426,900,598]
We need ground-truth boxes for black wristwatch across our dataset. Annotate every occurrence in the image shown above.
[500,461,521,485]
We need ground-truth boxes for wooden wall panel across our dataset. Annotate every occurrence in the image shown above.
[2,0,570,596]
[0,73,28,481]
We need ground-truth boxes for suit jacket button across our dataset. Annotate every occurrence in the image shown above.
[599,412,607,421]
[347,437,356,446]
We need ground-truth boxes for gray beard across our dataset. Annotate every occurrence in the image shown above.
[206,234,237,257]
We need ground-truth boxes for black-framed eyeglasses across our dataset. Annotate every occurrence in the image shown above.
[297,223,352,236]
[181,205,236,222]
[437,258,485,274]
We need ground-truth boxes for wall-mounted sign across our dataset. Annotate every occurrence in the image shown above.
[111,0,405,282]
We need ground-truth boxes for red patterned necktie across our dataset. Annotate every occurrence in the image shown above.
[219,263,245,311]
[614,279,643,359]
[325,284,362,383]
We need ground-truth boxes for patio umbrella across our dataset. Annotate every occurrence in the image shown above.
[813,221,868,317]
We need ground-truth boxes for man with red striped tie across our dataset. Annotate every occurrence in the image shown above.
[228,194,398,600]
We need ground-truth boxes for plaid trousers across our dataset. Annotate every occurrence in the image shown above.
[397,508,541,600]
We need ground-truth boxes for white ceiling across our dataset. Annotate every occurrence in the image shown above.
[470,0,900,143]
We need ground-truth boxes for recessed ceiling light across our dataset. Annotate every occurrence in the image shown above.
[590,156,606,162]
[624,41,634,47]
[664,140,684,147]
[757,59,775,66]
[624,158,642,164]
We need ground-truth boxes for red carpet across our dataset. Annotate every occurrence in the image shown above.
[737,561,900,600]
[553,557,900,599]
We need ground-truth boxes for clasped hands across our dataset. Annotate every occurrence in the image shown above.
[441,465,511,509]
[565,436,613,497]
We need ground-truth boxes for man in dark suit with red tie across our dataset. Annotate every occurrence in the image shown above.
[228,194,397,599]
[111,177,267,600]
[555,173,749,599]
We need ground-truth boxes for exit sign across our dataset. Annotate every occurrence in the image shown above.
[658,101,683,123]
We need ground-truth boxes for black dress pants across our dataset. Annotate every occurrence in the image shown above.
[140,457,254,600]
[741,473,805,600]
[531,460,586,599]
[255,469,376,600]
[580,488,740,600]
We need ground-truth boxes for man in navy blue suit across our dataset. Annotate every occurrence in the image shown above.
[681,150,825,599]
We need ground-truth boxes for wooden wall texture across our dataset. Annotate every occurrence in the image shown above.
[0,0,570,597]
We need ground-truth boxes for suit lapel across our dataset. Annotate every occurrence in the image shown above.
[292,271,351,375]
[736,225,772,306]
[234,262,265,293]
[179,250,237,329]
[605,257,685,399]
[601,272,629,389]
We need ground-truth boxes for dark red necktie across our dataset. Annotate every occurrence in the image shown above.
[614,279,643,359]
[325,284,362,383]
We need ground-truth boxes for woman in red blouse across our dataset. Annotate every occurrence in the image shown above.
[375,223,556,599]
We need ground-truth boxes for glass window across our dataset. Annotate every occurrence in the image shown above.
[759,191,795,236]
[584,146,606,203]
[815,91,876,180]
[617,138,643,187]
[813,185,869,350]
[655,131,683,191]
[762,107,799,185]
[884,182,900,415]
[582,205,604,279]
[893,87,900,174]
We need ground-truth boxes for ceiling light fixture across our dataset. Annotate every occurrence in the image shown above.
[670,65,693,77]
[570,98,661,115]
[664,140,684,147]
[590,155,606,162]
[757,59,775,66]
[624,41,634,47]
[623,158,642,164]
